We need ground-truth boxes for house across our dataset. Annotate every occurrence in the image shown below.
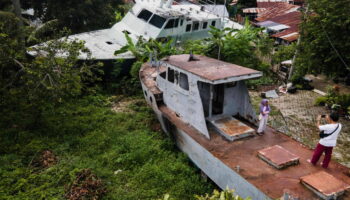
[240,0,303,44]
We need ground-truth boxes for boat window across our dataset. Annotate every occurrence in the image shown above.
[168,68,174,83]
[186,24,192,32]
[174,71,179,84]
[211,20,216,27]
[149,14,166,28]
[160,71,166,79]
[180,19,183,26]
[174,19,179,27]
[165,19,175,29]
[137,9,152,22]
[179,73,189,91]
[203,21,208,29]
[193,21,199,31]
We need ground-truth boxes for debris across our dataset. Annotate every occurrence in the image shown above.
[278,85,287,94]
[265,90,279,98]
[30,150,57,169]
[114,170,123,175]
[312,89,326,96]
[65,169,107,200]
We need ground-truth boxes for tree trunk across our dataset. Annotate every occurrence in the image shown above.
[12,0,23,28]
[11,0,24,45]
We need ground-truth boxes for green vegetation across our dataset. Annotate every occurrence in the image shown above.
[294,0,350,79]
[20,0,125,33]
[0,96,214,199]
[314,86,350,115]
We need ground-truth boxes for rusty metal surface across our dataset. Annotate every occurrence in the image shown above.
[140,63,166,96]
[256,3,300,22]
[271,29,299,42]
[258,145,299,168]
[165,54,261,81]
[158,105,350,200]
[214,117,254,136]
[300,171,350,197]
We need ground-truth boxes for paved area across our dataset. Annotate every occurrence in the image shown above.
[306,74,350,94]
[250,90,350,167]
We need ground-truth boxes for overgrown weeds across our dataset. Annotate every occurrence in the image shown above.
[0,95,214,199]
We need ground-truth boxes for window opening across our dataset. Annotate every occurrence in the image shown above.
[165,19,175,29]
[149,14,166,28]
[186,24,192,32]
[211,20,216,27]
[174,71,179,84]
[168,68,174,83]
[137,9,152,22]
[160,71,166,79]
[180,19,183,26]
[179,73,189,91]
[203,21,208,29]
[193,21,199,31]
[174,19,179,27]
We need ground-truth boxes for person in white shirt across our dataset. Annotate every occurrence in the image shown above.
[310,112,342,168]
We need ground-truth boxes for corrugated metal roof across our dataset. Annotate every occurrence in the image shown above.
[242,8,266,14]
[266,11,301,27]
[271,29,299,42]
[165,54,262,81]
[256,3,300,21]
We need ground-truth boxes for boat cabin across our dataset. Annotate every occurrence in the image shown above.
[148,54,262,139]
[112,1,223,43]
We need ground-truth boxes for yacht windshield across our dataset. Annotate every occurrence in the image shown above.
[149,14,166,28]
[137,9,152,22]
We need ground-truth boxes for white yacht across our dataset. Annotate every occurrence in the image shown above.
[28,0,242,60]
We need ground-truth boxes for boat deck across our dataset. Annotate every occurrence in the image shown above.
[159,105,350,199]
[140,63,350,199]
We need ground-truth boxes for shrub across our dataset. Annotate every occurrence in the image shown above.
[314,96,328,106]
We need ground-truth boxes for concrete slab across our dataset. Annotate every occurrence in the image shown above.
[300,171,350,200]
[208,116,255,141]
[258,145,299,169]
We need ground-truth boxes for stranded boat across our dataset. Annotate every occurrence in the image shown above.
[28,0,242,60]
[140,54,350,200]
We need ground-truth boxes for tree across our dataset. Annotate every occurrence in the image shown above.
[21,0,124,33]
[295,0,350,79]
[115,34,179,78]
[0,17,102,130]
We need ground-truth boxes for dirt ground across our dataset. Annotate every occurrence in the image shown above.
[250,90,350,167]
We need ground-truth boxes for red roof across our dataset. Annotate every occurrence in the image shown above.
[256,3,300,21]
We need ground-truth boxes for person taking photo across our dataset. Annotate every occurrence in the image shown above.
[309,112,342,168]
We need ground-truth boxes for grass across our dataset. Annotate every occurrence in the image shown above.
[0,95,214,200]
